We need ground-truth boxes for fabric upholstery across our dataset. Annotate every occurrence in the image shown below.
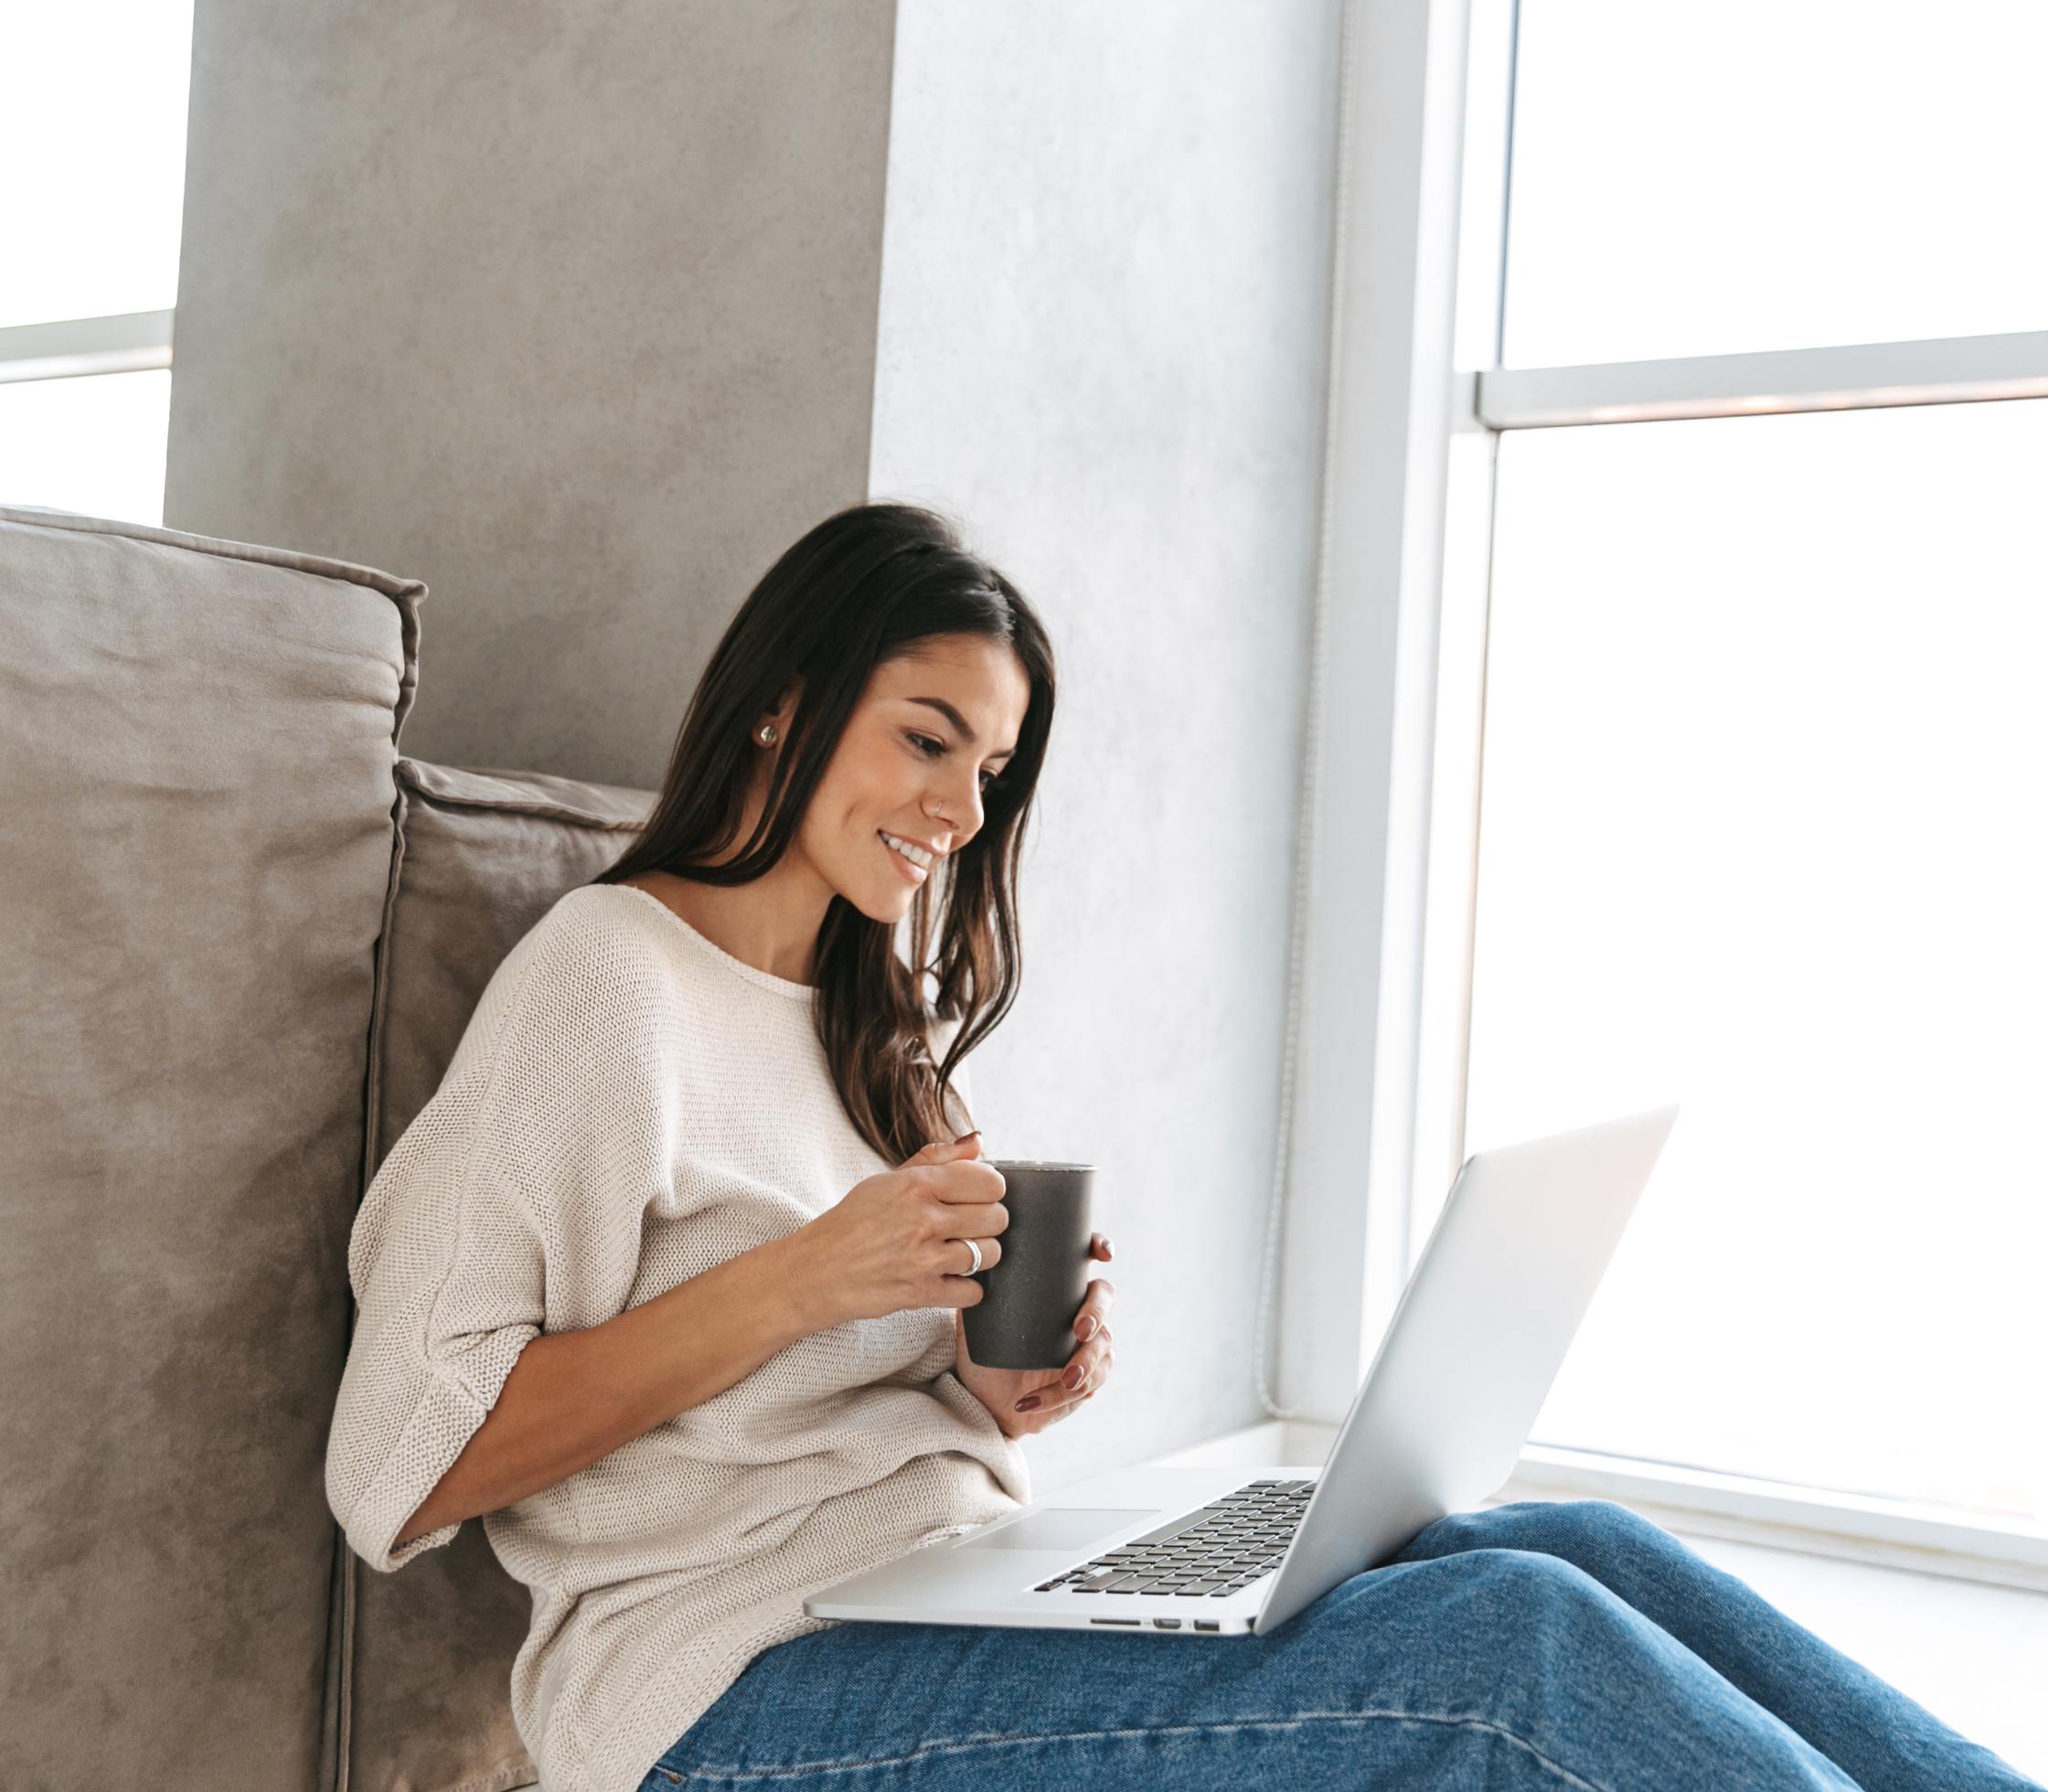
[341,758,653,1792]
[0,505,422,1789]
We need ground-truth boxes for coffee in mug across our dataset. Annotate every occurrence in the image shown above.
[962,1160,1095,1370]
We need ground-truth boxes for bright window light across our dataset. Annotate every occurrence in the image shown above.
[2,2,192,528]
[1503,0,2048,366]
[0,1,196,330]
[1464,396,2048,1526]
[0,372,173,528]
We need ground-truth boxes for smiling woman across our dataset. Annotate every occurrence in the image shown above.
[593,499,1053,1166]
[326,500,1082,1792]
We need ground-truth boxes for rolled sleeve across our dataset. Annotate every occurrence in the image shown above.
[326,977,552,1572]
[334,1352,530,1572]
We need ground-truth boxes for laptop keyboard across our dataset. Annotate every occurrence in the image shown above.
[1031,1477,1316,1597]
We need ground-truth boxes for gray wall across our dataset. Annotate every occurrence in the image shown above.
[872,0,1342,1484]
[165,0,897,784]
[166,0,1344,1478]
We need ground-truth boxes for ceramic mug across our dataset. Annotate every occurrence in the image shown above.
[961,1160,1096,1371]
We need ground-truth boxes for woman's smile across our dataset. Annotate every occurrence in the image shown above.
[879,829,929,883]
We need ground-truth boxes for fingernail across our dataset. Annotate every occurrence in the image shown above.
[1063,1368,1084,1390]
[955,1129,981,1144]
[1076,1317,1096,1339]
[1015,1395,1041,1412]
[1104,1238,1115,1258]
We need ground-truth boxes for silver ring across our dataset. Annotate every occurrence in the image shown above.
[962,1236,983,1275]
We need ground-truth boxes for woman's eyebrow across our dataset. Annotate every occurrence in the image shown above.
[906,697,1017,760]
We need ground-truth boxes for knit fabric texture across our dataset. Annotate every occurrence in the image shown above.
[325,881,1031,1792]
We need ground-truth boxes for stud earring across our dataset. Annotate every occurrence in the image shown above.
[758,724,777,745]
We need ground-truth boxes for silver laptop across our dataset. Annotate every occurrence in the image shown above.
[805,1102,1680,1637]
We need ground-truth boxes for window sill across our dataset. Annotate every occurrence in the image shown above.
[1153,1419,2048,1784]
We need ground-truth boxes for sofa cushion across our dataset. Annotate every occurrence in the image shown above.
[0,506,421,1790]
[343,757,653,1792]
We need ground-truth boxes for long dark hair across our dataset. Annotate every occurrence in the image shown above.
[589,499,1056,1165]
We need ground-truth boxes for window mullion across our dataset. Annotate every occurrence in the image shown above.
[1478,328,2048,429]
[0,310,175,385]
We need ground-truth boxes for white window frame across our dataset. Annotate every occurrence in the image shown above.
[1272,0,2048,1592]
[0,311,173,385]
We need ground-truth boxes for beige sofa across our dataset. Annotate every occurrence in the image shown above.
[0,504,654,1789]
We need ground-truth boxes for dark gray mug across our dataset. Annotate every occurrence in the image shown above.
[962,1160,1095,1370]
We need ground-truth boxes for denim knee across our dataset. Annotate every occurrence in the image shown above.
[1382,1547,1632,1709]
[1518,1499,1683,1575]
[1369,1541,1618,1648]
[1390,1499,1674,1593]
[1426,1498,1654,1555]
[1450,1540,1606,1602]
[1493,1498,1653,1545]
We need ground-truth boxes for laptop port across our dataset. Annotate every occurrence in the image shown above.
[1192,1619,1221,1632]
[1152,1618,1182,1629]
[1090,1616,1142,1626]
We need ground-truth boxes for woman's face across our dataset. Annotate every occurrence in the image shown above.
[789,635,1031,922]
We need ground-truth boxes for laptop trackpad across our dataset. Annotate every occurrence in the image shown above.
[958,1507,1160,1552]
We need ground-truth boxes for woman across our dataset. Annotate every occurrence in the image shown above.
[327,501,2038,1792]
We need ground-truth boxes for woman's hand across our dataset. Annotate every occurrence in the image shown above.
[954,1232,1115,1441]
[788,1131,1008,1327]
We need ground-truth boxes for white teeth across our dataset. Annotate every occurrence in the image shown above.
[880,831,933,868]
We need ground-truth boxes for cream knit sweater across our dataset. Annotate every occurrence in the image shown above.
[325,882,1031,1792]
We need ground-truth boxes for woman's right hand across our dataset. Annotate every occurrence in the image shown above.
[793,1131,1008,1326]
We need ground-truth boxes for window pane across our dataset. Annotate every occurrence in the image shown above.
[1461,397,2048,1525]
[1502,1,2048,367]
[0,1,196,329]
[0,371,172,528]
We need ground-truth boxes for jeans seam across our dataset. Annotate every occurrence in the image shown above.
[667,1709,1615,1789]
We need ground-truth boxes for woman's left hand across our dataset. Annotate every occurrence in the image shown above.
[954,1233,1115,1440]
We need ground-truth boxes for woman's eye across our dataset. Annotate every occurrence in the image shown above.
[910,733,999,792]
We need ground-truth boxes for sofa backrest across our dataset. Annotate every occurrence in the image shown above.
[344,757,653,1792]
[0,507,422,1789]
[1,505,661,1791]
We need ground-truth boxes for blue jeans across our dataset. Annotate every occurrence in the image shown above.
[637,1499,2043,1789]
